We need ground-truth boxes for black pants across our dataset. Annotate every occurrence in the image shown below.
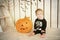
[33,30,46,35]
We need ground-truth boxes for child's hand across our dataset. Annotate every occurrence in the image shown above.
[41,30,45,32]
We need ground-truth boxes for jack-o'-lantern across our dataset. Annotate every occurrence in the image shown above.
[16,17,32,33]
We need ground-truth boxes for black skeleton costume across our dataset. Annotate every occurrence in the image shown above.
[33,18,47,35]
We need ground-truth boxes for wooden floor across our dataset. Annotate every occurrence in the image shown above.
[0,27,60,40]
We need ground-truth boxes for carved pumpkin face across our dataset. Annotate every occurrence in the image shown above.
[16,17,32,33]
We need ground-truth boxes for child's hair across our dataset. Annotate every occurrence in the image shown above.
[35,9,43,14]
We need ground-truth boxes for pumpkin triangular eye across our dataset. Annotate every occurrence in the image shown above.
[21,24,23,26]
[26,22,27,24]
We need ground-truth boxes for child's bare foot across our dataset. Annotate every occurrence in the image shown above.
[40,34,46,38]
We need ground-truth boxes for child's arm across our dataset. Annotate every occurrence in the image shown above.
[34,20,37,31]
[41,19,47,34]
[34,22,36,31]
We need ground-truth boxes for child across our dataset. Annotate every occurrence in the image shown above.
[29,9,47,38]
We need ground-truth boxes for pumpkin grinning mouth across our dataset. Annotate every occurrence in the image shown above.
[20,27,29,30]
[20,28,25,30]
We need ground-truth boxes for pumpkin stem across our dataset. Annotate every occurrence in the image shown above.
[25,17,30,19]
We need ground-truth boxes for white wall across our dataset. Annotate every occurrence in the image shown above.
[59,0,60,28]
[45,0,50,28]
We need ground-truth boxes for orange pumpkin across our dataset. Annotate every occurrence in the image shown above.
[16,17,32,33]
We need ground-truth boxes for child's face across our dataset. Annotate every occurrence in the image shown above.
[36,11,43,19]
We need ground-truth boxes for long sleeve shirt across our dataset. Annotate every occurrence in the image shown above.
[34,18,47,31]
